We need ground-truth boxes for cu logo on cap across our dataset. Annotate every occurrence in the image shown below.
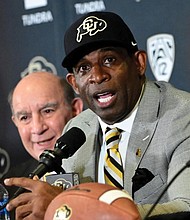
[76,16,107,42]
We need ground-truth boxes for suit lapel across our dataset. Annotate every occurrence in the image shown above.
[124,81,162,194]
[62,109,100,183]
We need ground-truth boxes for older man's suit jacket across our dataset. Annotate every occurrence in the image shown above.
[62,80,190,217]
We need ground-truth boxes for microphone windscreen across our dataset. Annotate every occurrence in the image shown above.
[56,127,86,157]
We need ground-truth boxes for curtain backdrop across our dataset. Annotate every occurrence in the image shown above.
[0,0,189,175]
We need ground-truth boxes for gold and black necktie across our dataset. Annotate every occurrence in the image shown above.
[104,127,124,189]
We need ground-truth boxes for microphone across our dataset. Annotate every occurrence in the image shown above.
[0,127,86,210]
[28,127,86,178]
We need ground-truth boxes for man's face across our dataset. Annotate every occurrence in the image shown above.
[67,47,146,125]
[12,73,75,160]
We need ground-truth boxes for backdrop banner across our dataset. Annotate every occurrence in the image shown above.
[0,0,190,174]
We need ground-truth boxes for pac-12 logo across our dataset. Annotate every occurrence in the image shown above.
[147,34,175,82]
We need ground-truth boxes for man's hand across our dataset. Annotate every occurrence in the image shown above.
[4,177,63,220]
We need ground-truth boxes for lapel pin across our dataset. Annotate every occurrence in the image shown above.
[136,148,142,157]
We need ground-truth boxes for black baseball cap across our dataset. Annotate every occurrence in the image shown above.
[62,11,138,72]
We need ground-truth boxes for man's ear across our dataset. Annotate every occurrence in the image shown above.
[134,50,147,76]
[71,97,83,117]
[66,73,80,94]
[11,115,18,127]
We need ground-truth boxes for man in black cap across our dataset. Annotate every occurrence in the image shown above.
[4,11,190,219]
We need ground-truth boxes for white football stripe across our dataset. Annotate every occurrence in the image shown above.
[99,189,133,204]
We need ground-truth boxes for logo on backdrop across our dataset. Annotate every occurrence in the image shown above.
[74,0,106,15]
[23,0,47,10]
[22,0,53,26]
[147,34,175,82]
[0,148,10,178]
[21,56,57,78]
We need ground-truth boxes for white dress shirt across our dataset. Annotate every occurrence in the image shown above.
[98,107,138,183]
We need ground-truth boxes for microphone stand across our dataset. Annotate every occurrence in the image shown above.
[0,127,86,211]
[144,161,190,219]
[0,149,65,211]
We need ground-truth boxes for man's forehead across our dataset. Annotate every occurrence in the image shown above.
[77,46,128,62]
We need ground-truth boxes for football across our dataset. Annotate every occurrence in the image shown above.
[44,182,141,220]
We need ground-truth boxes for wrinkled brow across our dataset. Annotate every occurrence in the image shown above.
[14,102,59,118]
